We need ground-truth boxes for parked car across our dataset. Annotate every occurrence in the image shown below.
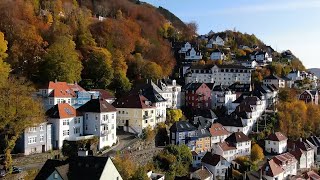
[12,166,23,174]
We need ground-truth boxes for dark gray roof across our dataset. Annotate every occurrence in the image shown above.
[216,114,245,127]
[170,121,197,132]
[183,83,208,91]
[195,128,211,138]
[132,82,166,103]
[77,99,117,113]
[225,132,250,143]
[228,83,251,92]
[35,159,68,180]
[201,152,226,166]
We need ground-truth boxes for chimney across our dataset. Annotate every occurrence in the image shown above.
[55,79,58,83]
[259,169,263,180]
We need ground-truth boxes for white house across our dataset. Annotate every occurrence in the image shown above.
[261,159,285,180]
[306,136,320,167]
[211,85,237,110]
[263,74,285,89]
[250,51,272,63]
[77,99,118,149]
[185,48,203,61]
[209,123,231,145]
[178,42,192,53]
[241,60,257,68]
[212,142,237,162]
[157,79,182,109]
[46,103,83,149]
[185,64,252,86]
[206,35,225,48]
[289,139,315,169]
[272,153,297,177]
[201,152,230,179]
[212,132,251,162]
[265,132,288,154]
[217,115,251,135]
[210,49,226,60]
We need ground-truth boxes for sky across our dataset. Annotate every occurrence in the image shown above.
[143,0,320,69]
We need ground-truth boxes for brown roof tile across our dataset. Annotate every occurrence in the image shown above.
[112,92,155,109]
[266,132,287,141]
[209,123,230,137]
[201,152,227,166]
[218,141,236,151]
[47,81,76,98]
[46,103,78,119]
[91,89,115,99]
[262,159,284,177]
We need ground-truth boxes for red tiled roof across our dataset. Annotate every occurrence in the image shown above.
[218,141,236,151]
[46,103,78,119]
[262,159,284,177]
[68,83,86,92]
[266,132,287,141]
[209,123,230,137]
[306,171,320,180]
[272,152,297,166]
[47,81,76,98]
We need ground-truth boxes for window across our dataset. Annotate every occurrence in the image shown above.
[54,173,59,179]
[85,124,88,131]
[95,125,98,131]
[74,127,80,134]
[63,130,69,136]
[112,114,115,119]
[40,135,44,142]
[49,98,53,105]
[63,119,69,126]
[39,125,44,131]
[112,124,114,129]
[85,114,88,120]
[29,127,36,132]
[28,137,37,144]
[95,115,98,120]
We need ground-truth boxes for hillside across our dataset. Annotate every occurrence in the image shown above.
[0,0,195,95]
[156,6,187,31]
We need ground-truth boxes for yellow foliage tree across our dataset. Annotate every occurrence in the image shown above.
[251,144,264,162]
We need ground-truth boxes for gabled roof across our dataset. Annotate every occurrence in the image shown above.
[209,123,230,137]
[272,152,297,166]
[132,82,166,103]
[90,89,115,99]
[46,81,76,98]
[170,121,197,132]
[77,99,117,113]
[217,115,245,128]
[306,171,320,180]
[68,156,112,180]
[307,136,320,147]
[54,164,69,180]
[112,92,155,109]
[191,167,212,180]
[225,132,250,143]
[35,159,68,180]
[201,152,227,166]
[217,141,236,151]
[228,83,251,92]
[195,128,211,138]
[46,103,78,119]
[261,159,284,177]
[266,132,287,142]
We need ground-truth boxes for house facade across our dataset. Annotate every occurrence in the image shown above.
[157,79,182,109]
[206,35,225,48]
[183,83,212,109]
[15,122,52,155]
[265,132,288,154]
[263,74,285,89]
[185,64,252,86]
[46,103,84,149]
[185,48,203,61]
[77,99,118,149]
[250,51,272,63]
[211,85,237,110]
[113,92,157,134]
[299,90,319,105]
[201,152,230,179]
[209,123,230,145]
[170,121,197,151]
[195,128,212,153]
[210,49,226,60]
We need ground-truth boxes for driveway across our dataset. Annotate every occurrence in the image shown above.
[102,130,138,156]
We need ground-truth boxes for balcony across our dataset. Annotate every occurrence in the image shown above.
[101,120,109,125]
[156,115,163,119]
